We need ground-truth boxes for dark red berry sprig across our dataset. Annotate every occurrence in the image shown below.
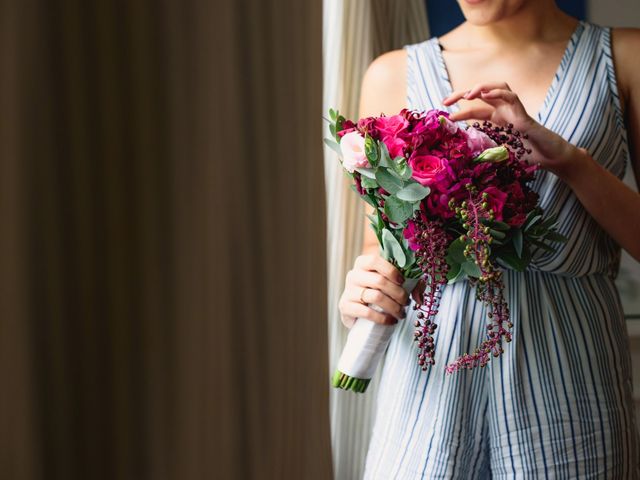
[472,121,532,160]
[445,187,514,373]
[410,213,449,370]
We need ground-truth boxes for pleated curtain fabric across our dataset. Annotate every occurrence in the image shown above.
[0,1,332,479]
[323,1,429,479]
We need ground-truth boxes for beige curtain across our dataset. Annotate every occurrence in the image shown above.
[323,1,429,479]
[0,1,332,479]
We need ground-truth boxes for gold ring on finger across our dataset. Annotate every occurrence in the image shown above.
[359,287,367,304]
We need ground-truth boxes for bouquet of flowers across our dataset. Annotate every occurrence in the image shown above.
[325,107,565,393]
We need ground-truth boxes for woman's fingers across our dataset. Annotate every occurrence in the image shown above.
[463,82,511,100]
[480,88,518,103]
[346,269,408,306]
[339,254,411,329]
[357,285,406,319]
[449,105,494,122]
[339,297,397,328]
[354,254,404,285]
[443,82,511,106]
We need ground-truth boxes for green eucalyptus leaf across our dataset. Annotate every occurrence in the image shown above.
[358,190,376,207]
[360,176,378,189]
[376,168,404,194]
[396,183,430,202]
[329,108,337,120]
[366,213,380,228]
[405,249,416,268]
[329,123,336,139]
[384,195,414,223]
[324,138,342,156]
[355,167,376,179]
[391,156,412,181]
[381,229,407,268]
[378,142,392,168]
[364,136,379,166]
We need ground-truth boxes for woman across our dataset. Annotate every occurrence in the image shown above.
[338,0,640,477]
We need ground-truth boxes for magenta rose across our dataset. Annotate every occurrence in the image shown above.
[383,136,409,158]
[375,114,409,137]
[337,119,357,138]
[409,154,449,187]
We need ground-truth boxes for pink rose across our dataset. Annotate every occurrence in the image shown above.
[409,154,448,187]
[466,127,497,156]
[339,131,370,173]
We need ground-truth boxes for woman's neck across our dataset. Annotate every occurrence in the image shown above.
[458,2,579,49]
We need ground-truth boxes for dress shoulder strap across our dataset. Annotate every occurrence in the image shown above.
[403,39,451,112]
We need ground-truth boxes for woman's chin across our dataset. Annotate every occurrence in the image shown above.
[457,0,527,25]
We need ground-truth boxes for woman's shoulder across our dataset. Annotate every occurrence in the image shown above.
[360,49,411,116]
[363,36,437,89]
[610,27,640,109]
[610,26,640,53]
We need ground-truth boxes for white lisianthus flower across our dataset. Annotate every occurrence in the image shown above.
[340,131,370,172]
[467,127,498,155]
[438,115,459,134]
[474,145,509,163]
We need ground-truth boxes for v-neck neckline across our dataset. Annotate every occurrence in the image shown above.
[431,20,585,126]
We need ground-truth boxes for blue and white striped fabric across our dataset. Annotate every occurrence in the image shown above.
[364,20,639,479]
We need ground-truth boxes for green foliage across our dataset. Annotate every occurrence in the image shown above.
[383,195,414,223]
[360,176,378,190]
[513,228,523,257]
[364,136,378,167]
[323,138,341,156]
[495,245,531,271]
[378,142,392,168]
[390,156,412,181]
[396,183,430,202]
[381,228,407,268]
[355,167,376,179]
[375,168,403,194]
[445,237,480,283]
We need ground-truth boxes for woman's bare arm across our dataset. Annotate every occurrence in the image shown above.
[558,28,640,261]
[445,28,640,261]
[358,49,407,255]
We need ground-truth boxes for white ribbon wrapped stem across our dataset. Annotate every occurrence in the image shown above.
[336,277,420,379]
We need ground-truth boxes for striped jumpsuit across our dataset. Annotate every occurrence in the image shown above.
[364,21,639,479]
